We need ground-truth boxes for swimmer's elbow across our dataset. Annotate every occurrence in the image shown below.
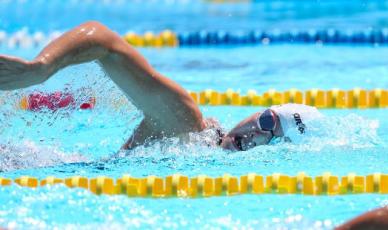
[82,21,108,30]
[79,21,121,43]
[84,22,128,55]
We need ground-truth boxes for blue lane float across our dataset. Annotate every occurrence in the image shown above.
[177,29,388,46]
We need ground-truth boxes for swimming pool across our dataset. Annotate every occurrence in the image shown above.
[1,1,388,229]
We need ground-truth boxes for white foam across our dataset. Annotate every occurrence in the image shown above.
[271,113,382,152]
[0,140,89,171]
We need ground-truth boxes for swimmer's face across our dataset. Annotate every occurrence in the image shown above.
[220,112,279,151]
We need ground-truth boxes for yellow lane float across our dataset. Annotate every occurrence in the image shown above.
[1,173,387,198]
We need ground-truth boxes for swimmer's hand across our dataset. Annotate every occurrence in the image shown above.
[0,55,46,90]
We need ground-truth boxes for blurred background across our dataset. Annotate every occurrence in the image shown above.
[2,0,388,33]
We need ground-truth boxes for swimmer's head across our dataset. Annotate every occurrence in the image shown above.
[220,110,283,151]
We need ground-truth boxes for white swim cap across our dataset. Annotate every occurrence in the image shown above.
[270,103,323,141]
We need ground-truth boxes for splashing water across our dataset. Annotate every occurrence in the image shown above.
[0,93,383,173]
[0,140,88,172]
[273,113,382,152]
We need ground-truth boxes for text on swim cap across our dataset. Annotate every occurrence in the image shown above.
[293,113,306,134]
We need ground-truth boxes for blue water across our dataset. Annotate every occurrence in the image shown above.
[3,0,388,33]
[0,44,387,229]
[0,0,388,229]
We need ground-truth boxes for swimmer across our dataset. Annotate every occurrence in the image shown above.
[0,21,321,151]
[336,206,388,230]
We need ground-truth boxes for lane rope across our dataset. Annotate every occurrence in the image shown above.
[189,88,388,108]
[177,29,388,46]
[12,88,388,111]
[1,173,387,197]
[3,29,388,48]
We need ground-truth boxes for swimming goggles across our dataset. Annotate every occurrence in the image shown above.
[256,109,277,136]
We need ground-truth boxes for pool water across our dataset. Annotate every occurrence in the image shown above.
[1,1,388,229]
[0,44,387,229]
[3,0,388,33]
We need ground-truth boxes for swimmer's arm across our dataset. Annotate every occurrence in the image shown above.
[0,21,205,144]
[37,21,204,133]
[0,21,111,90]
[0,22,177,98]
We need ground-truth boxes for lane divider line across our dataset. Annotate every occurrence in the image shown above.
[189,88,388,108]
[11,88,388,111]
[1,173,387,197]
[3,29,388,48]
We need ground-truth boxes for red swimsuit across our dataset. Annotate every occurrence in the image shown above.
[20,91,95,111]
